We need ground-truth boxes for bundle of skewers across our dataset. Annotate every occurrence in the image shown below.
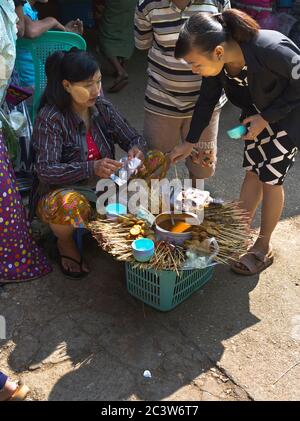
[88,200,253,272]
[185,201,253,264]
[88,216,186,274]
[143,241,186,275]
[88,215,153,262]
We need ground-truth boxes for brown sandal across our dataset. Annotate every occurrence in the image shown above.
[231,249,274,276]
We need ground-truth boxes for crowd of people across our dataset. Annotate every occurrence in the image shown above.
[1,0,300,400]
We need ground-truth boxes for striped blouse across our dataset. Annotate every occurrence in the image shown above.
[135,0,230,118]
[32,97,146,186]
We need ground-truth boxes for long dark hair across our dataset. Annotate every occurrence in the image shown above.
[39,48,100,111]
[175,9,260,58]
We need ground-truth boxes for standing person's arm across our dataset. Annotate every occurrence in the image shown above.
[170,76,223,163]
[14,4,25,37]
[187,76,223,144]
[134,1,153,50]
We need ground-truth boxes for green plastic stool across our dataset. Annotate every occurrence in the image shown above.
[16,31,86,123]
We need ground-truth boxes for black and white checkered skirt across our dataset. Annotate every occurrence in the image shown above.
[243,123,298,185]
[224,66,298,185]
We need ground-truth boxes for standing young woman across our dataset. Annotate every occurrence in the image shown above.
[170,9,299,275]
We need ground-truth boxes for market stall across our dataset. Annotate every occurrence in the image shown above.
[88,151,253,312]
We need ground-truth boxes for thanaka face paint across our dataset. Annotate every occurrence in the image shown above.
[68,85,91,104]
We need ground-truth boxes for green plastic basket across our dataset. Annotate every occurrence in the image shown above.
[125,263,214,312]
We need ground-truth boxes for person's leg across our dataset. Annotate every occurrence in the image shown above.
[185,109,221,188]
[233,171,264,271]
[239,170,263,223]
[234,173,283,273]
[143,110,182,153]
[107,56,127,78]
[49,224,88,273]
[107,56,128,93]
[252,183,284,255]
[37,190,92,274]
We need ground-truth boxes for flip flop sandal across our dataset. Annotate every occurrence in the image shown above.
[231,249,274,276]
[107,76,129,93]
[6,383,30,401]
[59,254,89,279]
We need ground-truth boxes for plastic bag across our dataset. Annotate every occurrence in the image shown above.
[183,237,219,269]
[9,109,27,136]
[111,156,141,187]
[0,108,20,166]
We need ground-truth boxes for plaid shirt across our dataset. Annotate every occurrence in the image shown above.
[32,97,146,186]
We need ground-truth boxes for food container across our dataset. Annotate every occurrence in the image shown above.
[131,238,155,262]
[227,125,247,139]
[105,203,127,221]
[174,188,210,223]
[155,212,200,246]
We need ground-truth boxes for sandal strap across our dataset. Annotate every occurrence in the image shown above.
[252,250,272,263]
[238,253,260,273]
[60,255,83,267]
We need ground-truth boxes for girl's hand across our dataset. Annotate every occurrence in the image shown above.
[242,114,268,141]
[127,146,144,162]
[94,158,123,178]
[169,142,194,164]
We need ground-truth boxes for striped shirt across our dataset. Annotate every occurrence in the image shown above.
[135,0,230,117]
[32,97,146,187]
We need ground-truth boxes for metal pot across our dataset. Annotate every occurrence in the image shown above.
[155,212,200,246]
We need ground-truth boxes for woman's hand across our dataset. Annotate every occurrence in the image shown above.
[169,142,194,164]
[242,114,268,141]
[65,19,84,35]
[94,158,123,178]
[127,146,145,162]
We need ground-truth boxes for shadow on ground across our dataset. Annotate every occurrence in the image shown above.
[1,50,299,401]
[1,233,259,400]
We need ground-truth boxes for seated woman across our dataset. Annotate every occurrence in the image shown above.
[32,48,146,279]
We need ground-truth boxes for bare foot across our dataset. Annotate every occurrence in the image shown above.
[0,379,18,401]
[57,237,89,273]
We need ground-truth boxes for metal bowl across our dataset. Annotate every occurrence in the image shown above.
[155,212,200,246]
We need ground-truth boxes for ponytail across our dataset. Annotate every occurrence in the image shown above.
[175,8,259,58]
[39,51,68,111]
[221,9,260,43]
[39,48,100,111]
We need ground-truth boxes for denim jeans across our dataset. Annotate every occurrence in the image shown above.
[0,371,8,390]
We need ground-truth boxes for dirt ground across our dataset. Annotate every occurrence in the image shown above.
[0,51,299,401]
